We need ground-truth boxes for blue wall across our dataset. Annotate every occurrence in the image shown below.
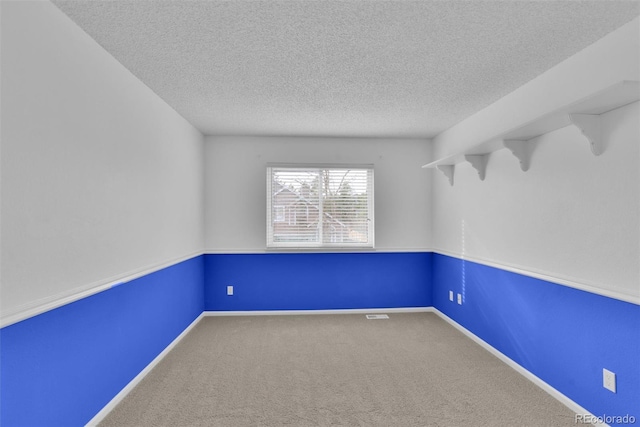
[0,256,204,427]
[204,252,432,311]
[431,253,639,423]
[3,251,638,425]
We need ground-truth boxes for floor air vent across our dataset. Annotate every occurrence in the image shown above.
[366,314,389,319]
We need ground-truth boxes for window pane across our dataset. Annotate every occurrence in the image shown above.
[321,169,370,245]
[270,169,321,244]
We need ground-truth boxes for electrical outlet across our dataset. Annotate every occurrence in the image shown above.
[449,291,454,302]
[603,368,616,393]
[227,285,234,296]
[457,293,462,305]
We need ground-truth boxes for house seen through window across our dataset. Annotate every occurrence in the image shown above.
[267,166,374,248]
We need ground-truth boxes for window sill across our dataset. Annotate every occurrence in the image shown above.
[265,247,376,253]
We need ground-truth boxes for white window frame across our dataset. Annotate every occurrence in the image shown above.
[267,164,374,249]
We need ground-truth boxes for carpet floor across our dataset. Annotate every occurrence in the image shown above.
[99,312,578,426]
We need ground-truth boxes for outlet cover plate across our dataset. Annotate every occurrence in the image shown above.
[227,285,234,296]
[603,368,616,393]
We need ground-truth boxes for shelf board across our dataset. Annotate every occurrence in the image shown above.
[423,80,639,170]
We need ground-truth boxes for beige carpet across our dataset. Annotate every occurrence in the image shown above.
[99,313,577,426]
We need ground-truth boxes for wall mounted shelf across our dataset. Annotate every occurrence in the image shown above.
[423,80,639,185]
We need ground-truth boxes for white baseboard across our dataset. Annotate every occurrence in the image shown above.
[430,308,606,426]
[84,313,204,427]
[204,307,434,317]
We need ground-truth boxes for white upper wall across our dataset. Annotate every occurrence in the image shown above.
[204,136,431,252]
[431,18,640,304]
[1,1,205,324]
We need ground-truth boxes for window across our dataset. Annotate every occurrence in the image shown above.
[267,165,374,248]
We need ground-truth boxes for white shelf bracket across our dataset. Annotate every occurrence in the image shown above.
[464,154,490,181]
[436,165,455,186]
[503,139,536,172]
[568,113,603,156]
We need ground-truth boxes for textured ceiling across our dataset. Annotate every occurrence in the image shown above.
[52,0,640,138]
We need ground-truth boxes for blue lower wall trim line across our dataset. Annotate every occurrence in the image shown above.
[1,251,205,329]
[204,252,432,311]
[432,253,639,424]
[0,256,205,427]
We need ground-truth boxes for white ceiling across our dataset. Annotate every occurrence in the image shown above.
[52,0,640,138]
